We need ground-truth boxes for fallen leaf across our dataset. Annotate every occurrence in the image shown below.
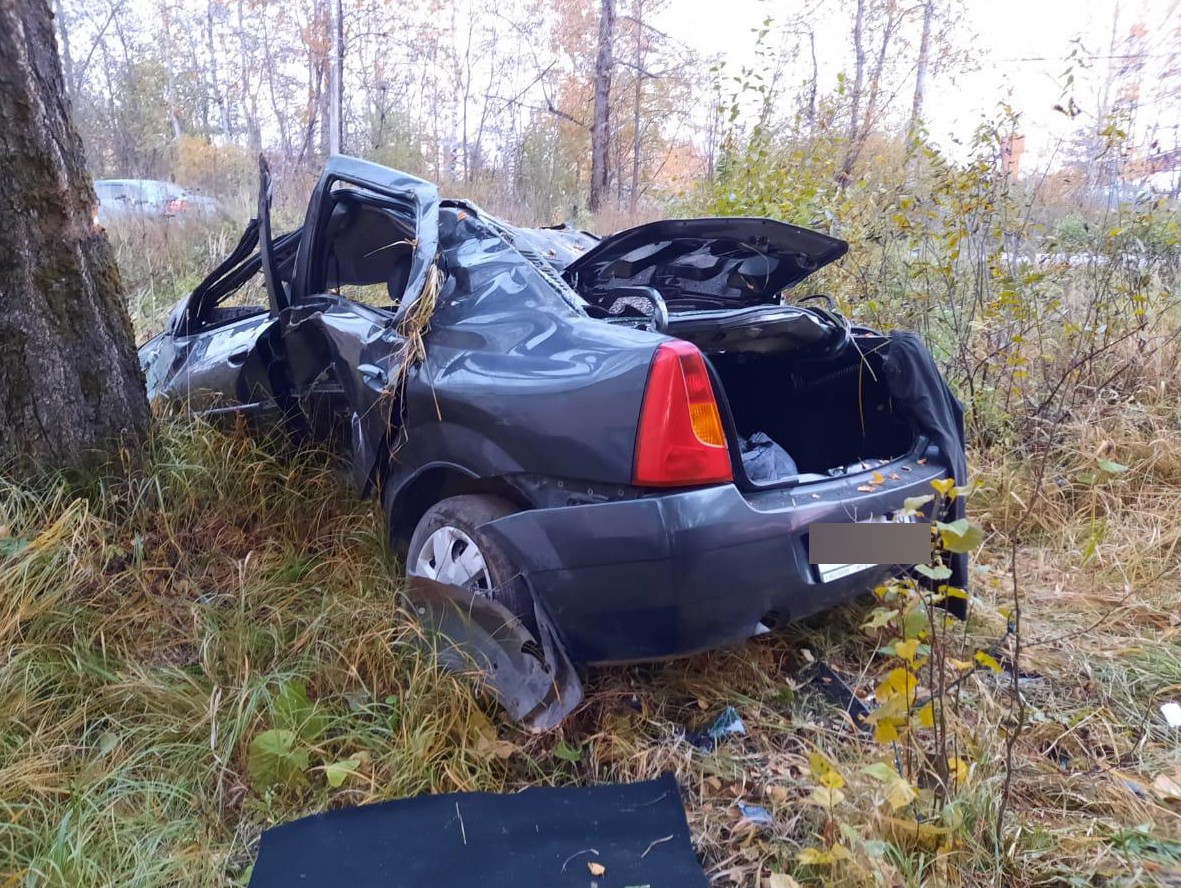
[880,815,948,850]
[797,845,851,865]
[491,740,518,759]
[766,874,802,888]
[857,485,876,493]
[872,471,885,485]
[587,861,606,876]
[974,651,1002,672]
[1152,771,1181,801]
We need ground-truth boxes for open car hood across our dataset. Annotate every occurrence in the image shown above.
[563,217,847,310]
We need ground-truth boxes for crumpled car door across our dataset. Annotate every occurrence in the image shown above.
[267,157,440,493]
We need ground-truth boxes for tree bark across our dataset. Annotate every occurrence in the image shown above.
[630,0,643,211]
[161,1,184,140]
[205,0,231,139]
[237,0,262,152]
[328,0,343,154]
[838,0,867,187]
[52,0,75,98]
[0,0,149,475]
[589,0,615,213]
[908,0,934,145]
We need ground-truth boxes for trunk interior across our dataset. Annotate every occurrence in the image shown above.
[702,339,916,483]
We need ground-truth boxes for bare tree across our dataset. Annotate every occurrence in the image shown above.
[908,0,934,144]
[328,0,343,154]
[0,0,149,474]
[590,0,615,212]
[839,0,867,186]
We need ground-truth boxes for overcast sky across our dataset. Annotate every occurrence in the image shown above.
[654,0,1179,171]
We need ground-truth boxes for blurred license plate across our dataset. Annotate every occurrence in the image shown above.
[814,513,917,582]
[816,561,874,582]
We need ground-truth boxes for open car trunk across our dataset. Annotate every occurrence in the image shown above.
[562,216,917,484]
[705,334,918,484]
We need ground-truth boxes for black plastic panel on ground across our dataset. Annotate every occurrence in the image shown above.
[248,773,708,887]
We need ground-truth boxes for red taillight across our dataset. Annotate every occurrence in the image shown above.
[633,341,732,487]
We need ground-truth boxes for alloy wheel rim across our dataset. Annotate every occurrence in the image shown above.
[411,525,493,595]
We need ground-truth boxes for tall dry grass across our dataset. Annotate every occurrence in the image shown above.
[3,416,1181,886]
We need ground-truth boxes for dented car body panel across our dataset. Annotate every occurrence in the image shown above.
[140,155,968,668]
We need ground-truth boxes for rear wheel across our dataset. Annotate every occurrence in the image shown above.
[405,495,536,634]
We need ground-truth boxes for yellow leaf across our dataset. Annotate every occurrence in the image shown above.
[797,845,851,866]
[861,607,898,631]
[876,667,918,702]
[916,702,934,728]
[862,762,898,782]
[930,477,957,499]
[797,847,831,866]
[874,718,900,743]
[880,815,948,851]
[872,471,885,485]
[809,751,843,785]
[886,775,918,810]
[974,651,1002,672]
[807,786,846,807]
[895,638,920,662]
[949,757,971,785]
[818,769,845,790]
[587,861,606,876]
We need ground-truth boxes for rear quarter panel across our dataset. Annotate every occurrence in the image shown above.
[398,209,660,485]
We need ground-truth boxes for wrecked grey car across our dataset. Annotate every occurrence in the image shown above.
[139,156,967,722]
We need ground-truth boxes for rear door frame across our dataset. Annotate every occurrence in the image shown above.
[258,155,441,493]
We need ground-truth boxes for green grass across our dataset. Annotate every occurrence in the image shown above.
[3,424,1181,884]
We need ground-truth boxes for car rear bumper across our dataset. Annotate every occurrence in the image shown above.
[479,452,954,665]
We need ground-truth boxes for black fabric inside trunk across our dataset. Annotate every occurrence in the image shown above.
[710,348,914,475]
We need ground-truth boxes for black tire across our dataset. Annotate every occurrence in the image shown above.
[405,495,537,635]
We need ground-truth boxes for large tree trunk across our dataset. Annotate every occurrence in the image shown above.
[589,0,615,213]
[0,0,149,475]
